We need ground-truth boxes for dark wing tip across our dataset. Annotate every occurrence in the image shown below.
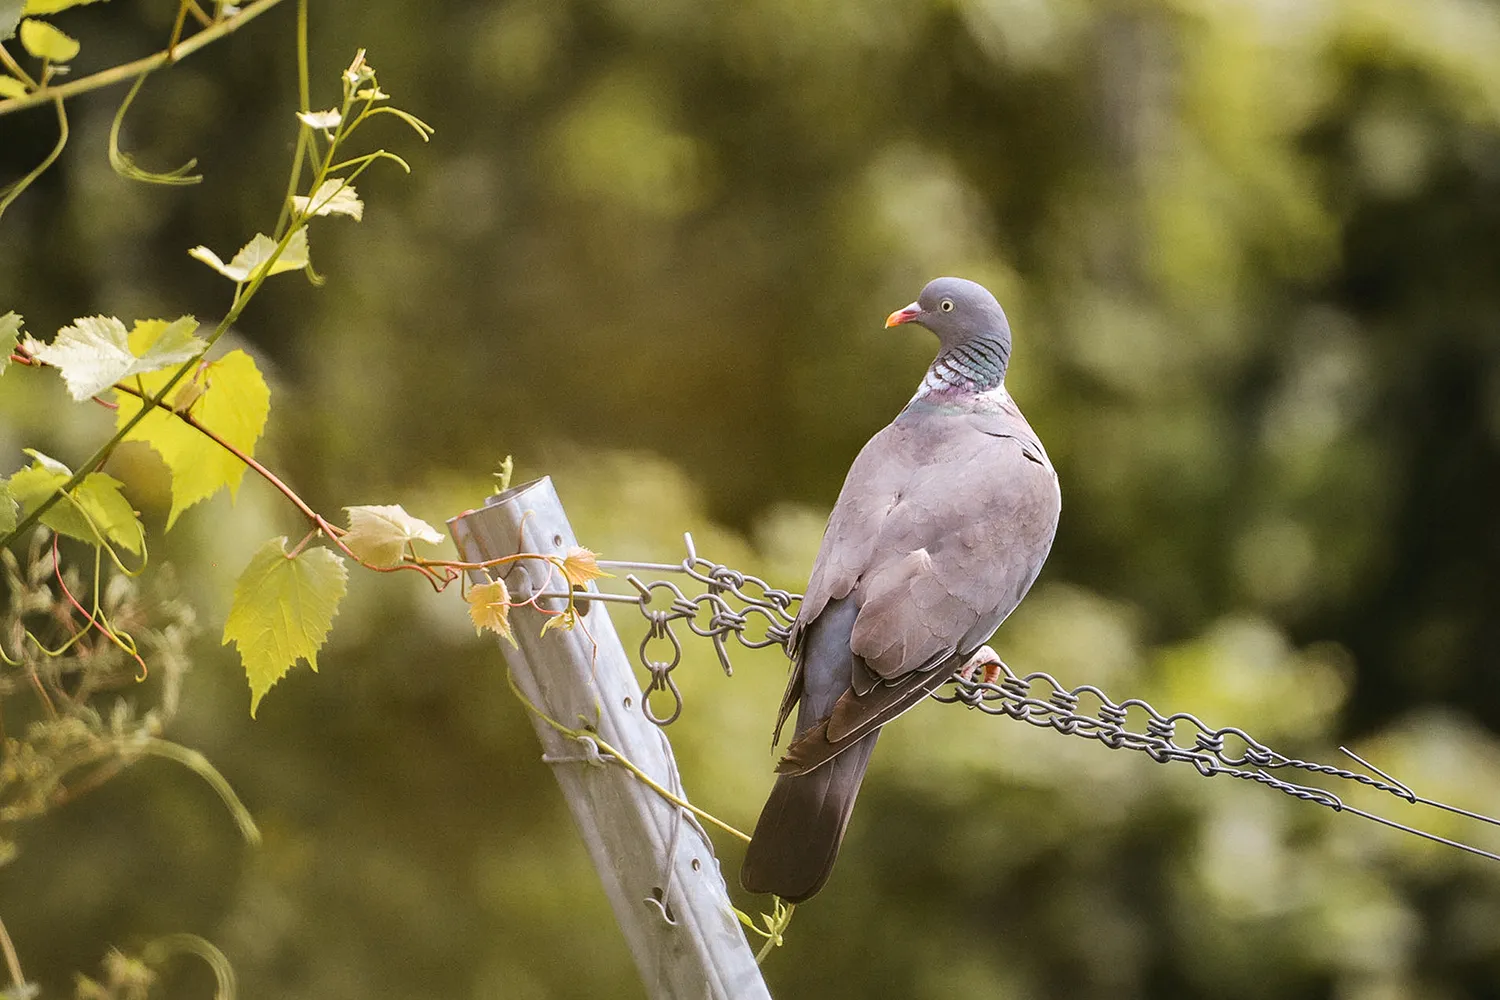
[775,722,836,775]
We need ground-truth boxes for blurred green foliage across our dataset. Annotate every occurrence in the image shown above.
[3,0,1500,997]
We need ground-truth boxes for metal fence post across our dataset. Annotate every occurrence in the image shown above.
[448,477,772,1000]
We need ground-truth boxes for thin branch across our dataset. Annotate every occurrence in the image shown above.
[184,1,216,29]
[165,0,191,56]
[753,902,794,963]
[0,913,26,996]
[0,96,67,219]
[0,43,36,89]
[0,0,289,118]
[505,669,752,844]
[142,738,261,845]
[272,0,311,237]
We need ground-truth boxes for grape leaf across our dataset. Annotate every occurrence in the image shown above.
[223,538,348,717]
[539,607,578,637]
[114,349,270,528]
[126,315,203,356]
[0,482,16,534]
[67,473,145,554]
[561,546,610,587]
[6,452,144,553]
[4,461,69,532]
[18,18,77,61]
[466,579,514,643]
[189,227,309,283]
[292,179,363,221]
[22,448,67,474]
[25,314,203,401]
[0,311,20,375]
[342,504,444,568]
[23,0,111,14]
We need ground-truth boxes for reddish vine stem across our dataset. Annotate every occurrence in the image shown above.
[285,527,320,559]
[23,658,56,719]
[51,536,98,628]
[26,363,552,602]
[51,535,149,680]
[105,380,448,587]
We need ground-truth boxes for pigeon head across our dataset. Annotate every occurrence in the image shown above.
[885,277,1011,346]
[887,277,1012,391]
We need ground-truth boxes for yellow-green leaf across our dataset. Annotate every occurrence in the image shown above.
[0,311,20,375]
[188,227,309,283]
[19,18,77,61]
[0,482,17,534]
[466,579,514,643]
[23,0,110,14]
[68,473,145,554]
[539,606,577,637]
[292,179,363,221]
[0,76,27,99]
[222,538,347,717]
[26,314,203,401]
[5,456,69,527]
[126,316,202,356]
[114,349,270,528]
[21,447,67,475]
[560,545,610,587]
[6,453,143,554]
[342,504,444,568]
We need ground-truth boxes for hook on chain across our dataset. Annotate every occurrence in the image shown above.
[639,610,684,726]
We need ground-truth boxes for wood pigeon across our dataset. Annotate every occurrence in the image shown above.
[740,277,1061,902]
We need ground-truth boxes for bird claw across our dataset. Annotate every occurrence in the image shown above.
[957,647,1004,686]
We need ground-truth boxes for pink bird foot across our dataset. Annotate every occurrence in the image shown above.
[957,646,1004,686]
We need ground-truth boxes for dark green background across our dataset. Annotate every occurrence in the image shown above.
[4,0,1500,997]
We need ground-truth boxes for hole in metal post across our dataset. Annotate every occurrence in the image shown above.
[552,533,564,547]
[623,696,634,710]
[690,858,701,871]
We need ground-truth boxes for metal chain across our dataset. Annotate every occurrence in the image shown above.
[558,534,1500,865]
[932,668,1500,862]
[587,535,798,726]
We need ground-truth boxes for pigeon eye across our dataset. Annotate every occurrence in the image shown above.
[940,299,954,312]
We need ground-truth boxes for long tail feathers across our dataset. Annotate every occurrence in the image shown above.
[739,729,879,902]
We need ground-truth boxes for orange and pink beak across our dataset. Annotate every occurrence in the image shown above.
[885,302,921,328]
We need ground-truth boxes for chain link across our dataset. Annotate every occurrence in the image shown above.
[591,536,797,726]
[561,535,1500,864]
